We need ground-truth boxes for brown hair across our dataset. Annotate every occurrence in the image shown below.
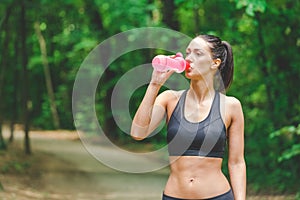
[198,35,234,91]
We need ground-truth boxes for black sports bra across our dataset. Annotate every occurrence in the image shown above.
[167,90,227,158]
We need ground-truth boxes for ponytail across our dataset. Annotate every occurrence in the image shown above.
[220,41,234,91]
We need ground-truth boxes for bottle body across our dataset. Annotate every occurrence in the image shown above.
[152,53,190,73]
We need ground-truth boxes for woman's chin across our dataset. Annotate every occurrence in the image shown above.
[184,68,193,76]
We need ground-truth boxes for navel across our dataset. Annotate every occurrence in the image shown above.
[189,177,195,183]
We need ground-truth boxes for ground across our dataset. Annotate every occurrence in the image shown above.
[0,126,297,200]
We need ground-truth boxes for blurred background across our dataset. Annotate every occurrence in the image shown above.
[0,0,299,199]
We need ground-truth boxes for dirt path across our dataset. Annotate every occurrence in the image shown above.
[0,128,296,200]
[0,129,169,200]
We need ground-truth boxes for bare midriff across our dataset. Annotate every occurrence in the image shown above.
[164,156,231,199]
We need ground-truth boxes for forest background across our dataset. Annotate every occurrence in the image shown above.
[0,0,299,196]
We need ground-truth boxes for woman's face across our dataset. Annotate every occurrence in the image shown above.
[185,37,216,79]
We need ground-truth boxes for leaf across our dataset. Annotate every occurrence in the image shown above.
[235,0,248,9]
[235,0,267,16]
[278,144,300,162]
[269,130,281,139]
[269,125,297,139]
[174,0,186,5]
[246,4,255,16]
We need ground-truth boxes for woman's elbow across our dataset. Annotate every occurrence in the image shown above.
[130,126,149,141]
[130,132,145,141]
[228,158,246,169]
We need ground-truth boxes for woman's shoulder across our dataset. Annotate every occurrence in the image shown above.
[219,93,243,112]
[159,89,185,99]
[154,90,184,108]
[157,89,185,104]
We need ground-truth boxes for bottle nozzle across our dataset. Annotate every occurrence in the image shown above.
[185,62,190,71]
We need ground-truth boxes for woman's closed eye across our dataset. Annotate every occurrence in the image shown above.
[195,50,204,56]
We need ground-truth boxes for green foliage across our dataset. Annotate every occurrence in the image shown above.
[0,181,3,191]
[234,0,267,16]
[95,0,154,33]
[296,192,300,200]
[0,142,6,150]
[270,124,300,162]
[1,160,31,174]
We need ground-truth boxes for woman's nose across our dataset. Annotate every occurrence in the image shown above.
[185,54,192,63]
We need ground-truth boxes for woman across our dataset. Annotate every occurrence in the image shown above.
[131,35,246,200]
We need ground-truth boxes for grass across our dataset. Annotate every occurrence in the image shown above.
[0,143,32,175]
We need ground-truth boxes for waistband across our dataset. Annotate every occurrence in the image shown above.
[162,189,233,200]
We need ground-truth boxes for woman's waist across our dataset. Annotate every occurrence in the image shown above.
[168,168,226,184]
[165,171,230,199]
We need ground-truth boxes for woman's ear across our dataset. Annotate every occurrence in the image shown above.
[211,58,221,69]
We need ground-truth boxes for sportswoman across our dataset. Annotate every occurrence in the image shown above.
[131,34,246,200]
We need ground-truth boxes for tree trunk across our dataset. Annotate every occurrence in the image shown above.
[20,0,31,154]
[102,69,118,141]
[9,27,21,143]
[0,123,6,150]
[0,59,6,150]
[34,21,60,129]
[0,3,13,150]
[193,4,200,33]
[85,0,104,34]
[161,0,179,30]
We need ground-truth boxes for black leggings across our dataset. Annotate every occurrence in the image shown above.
[162,189,234,200]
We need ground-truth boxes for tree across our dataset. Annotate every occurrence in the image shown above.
[162,0,179,30]
[0,1,13,150]
[20,0,31,154]
[34,22,60,129]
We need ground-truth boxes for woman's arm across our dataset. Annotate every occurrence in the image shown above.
[130,70,174,140]
[227,97,246,200]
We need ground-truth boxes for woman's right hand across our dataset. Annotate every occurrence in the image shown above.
[150,69,175,86]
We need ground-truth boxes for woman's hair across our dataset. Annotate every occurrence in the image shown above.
[198,35,234,91]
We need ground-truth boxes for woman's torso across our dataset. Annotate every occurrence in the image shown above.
[163,90,231,199]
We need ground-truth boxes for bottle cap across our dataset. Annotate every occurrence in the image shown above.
[185,62,190,71]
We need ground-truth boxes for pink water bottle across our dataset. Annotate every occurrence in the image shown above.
[152,52,190,73]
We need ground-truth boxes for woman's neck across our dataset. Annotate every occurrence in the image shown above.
[189,79,215,102]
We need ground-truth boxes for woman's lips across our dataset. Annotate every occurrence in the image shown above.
[185,62,191,71]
